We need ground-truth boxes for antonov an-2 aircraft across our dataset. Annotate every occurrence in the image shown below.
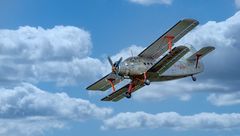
[87,19,215,102]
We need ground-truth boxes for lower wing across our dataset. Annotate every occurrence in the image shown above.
[86,73,124,91]
[101,81,144,102]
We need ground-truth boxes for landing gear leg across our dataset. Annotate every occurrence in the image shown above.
[191,75,197,81]
[143,72,150,85]
[107,79,116,92]
[125,83,134,99]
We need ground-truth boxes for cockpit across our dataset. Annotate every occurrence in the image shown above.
[125,57,138,62]
[118,56,154,76]
[122,57,141,66]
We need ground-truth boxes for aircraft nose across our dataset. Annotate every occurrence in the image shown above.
[118,63,128,76]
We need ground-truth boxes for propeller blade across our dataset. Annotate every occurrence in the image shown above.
[107,56,113,66]
[115,57,123,67]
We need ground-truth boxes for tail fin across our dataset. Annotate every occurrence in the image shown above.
[187,46,215,61]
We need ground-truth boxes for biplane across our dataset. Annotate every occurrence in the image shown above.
[86,19,215,102]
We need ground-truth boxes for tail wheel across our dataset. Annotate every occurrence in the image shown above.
[191,76,197,81]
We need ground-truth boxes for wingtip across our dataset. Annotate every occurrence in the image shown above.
[210,46,216,50]
[86,86,94,90]
[205,46,216,51]
[101,96,111,101]
[182,18,199,25]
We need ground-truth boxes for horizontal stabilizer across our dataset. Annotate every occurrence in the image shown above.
[187,46,215,61]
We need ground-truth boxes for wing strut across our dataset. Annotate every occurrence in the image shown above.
[108,78,116,92]
[165,36,175,52]
[195,54,202,68]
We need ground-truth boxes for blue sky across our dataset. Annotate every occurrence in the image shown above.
[0,0,240,136]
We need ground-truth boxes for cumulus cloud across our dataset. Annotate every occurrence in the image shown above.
[0,26,91,61]
[111,45,143,61]
[207,92,240,106]
[134,80,229,101]
[102,111,240,130]
[0,83,112,135]
[128,0,173,6]
[0,117,64,136]
[0,26,106,86]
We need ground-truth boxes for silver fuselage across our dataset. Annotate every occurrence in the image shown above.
[118,52,203,81]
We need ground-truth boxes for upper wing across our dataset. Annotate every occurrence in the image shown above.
[187,46,215,61]
[138,19,199,60]
[147,45,190,75]
[86,73,124,91]
[101,82,144,102]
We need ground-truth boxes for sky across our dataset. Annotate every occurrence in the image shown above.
[0,0,240,136]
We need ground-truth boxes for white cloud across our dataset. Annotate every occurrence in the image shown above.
[235,0,240,8]
[208,92,240,106]
[0,117,64,136]
[0,83,112,136]
[0,26,91,61]
[179,11,240,49]
[102,111,240,130]
[0,26,106,86]
[33,57,106,86]
[128,0,173,6]
[111,45,144,61]
[134,80,228,102]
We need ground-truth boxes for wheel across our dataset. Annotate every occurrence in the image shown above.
[125,92,132,99]
[191,76,197,81]
[144,79,150,85]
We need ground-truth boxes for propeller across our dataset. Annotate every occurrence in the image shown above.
[107,56,122,74]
